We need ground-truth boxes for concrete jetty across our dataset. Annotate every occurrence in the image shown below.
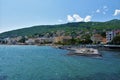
[67,48,102,57]
[53,45,102,57]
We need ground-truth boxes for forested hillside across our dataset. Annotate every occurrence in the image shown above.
[0,19,120,38]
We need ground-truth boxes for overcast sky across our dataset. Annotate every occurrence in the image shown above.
[0,0,120,33]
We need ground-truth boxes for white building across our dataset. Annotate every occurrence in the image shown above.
[106,30,120,43]
[39,37,53,44]
[25,38,35,45]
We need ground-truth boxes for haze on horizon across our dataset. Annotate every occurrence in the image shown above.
[0,0,120,33]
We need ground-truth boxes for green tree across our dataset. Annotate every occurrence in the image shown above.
[101,32,106,38]
[111,35,120,45]
[70,38,76,45]
[18,37,26,43]
[80,34,93,44]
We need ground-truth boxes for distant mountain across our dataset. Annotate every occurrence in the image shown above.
[0,19,120,38]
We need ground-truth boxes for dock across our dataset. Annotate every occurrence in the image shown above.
[67,48,102,57]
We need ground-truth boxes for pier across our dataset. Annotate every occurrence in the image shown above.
[67,48,102,57]
[103,45,120,49]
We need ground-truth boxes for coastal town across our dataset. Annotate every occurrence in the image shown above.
[0,29,120,45]
[0,29,120,57]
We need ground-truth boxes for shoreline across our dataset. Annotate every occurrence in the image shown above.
[53,45,102,57]
[0,44,120,51]
[0,44,119,57]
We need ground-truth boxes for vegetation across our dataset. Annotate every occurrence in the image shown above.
[0,19,120,38]
[111,34,120,45]
[18,37,26,43]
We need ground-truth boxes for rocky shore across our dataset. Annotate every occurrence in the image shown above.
[67,48,102,57]
[54,45,102,57]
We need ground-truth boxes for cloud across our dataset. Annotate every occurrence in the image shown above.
[103,6,108,11]
[96,9,100,13]
[94,6,108,15]
[67,15,74,22]
[114,9,120,16]
[67,14,92,22]
[73,14,84,22]
[84,15,92,22]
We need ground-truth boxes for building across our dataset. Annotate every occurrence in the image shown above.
[3,38,18,44]
[101,38,107,44]
[25,38,35,45]
[114,30,120,35]
[91,34,103,44]
[0,39,5,44]
[54,36,72,43]
[106,31,116,43]
[25,37,54,45]
[106,30,120,43]
[39,37,53,44]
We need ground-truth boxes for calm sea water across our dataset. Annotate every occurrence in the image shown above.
[0,45,120,80]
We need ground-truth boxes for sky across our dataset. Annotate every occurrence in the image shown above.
[0,0,120,33]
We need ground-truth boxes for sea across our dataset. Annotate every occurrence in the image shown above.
[0,45,120,80]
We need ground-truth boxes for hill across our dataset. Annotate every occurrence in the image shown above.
[0,19,120,38]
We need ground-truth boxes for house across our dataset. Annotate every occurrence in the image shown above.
[76,36,81,39]
[114,30,120,35]
[101,38,107,44]
[3,38,18,44]
[39,37,53,44]
[16,36,23,41]
[62,36,72,43]
[0,39,5,44]
[54,36,72,43]
[91,34,103,44]
[25,38,35,45]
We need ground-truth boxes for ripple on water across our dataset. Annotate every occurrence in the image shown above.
[0,45,120,80]
[0,75,8,80]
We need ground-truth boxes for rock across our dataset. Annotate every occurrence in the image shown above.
[67,48,102,57]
